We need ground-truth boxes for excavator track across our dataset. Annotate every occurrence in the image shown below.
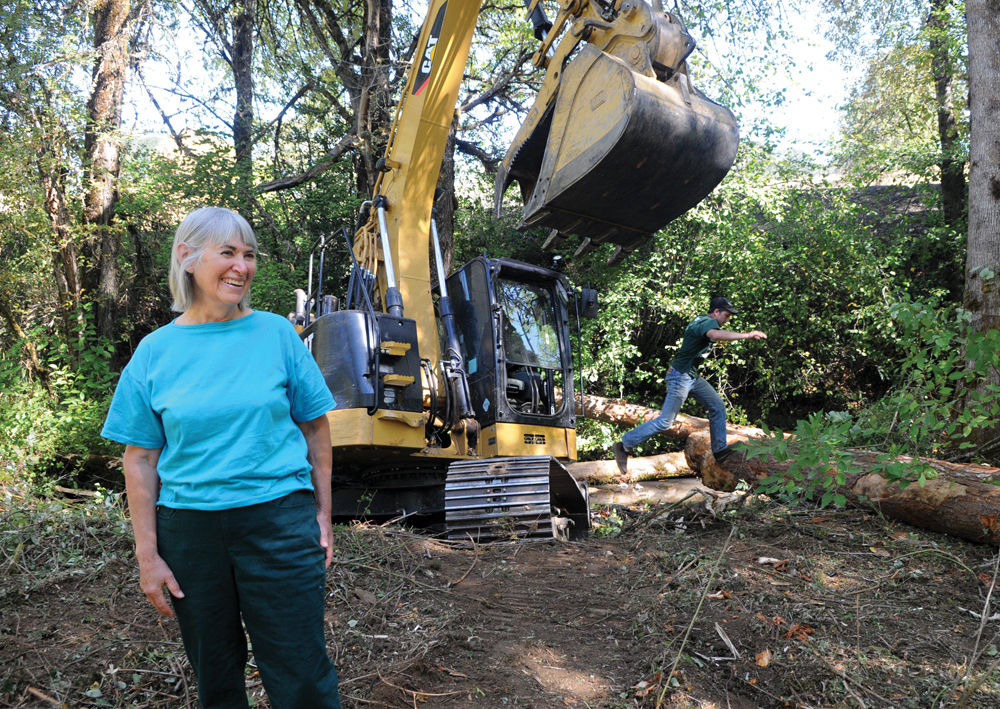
[444,456,590,541]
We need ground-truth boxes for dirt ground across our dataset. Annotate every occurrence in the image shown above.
[3,479,1000,708]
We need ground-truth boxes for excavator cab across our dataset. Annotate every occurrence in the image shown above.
[497,0,739,262]
[446,257,576,439]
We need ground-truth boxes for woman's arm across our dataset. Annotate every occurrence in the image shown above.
[297,415,334,568]
[122,445,184,616]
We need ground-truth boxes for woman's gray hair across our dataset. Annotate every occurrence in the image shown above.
[169,207,259,312]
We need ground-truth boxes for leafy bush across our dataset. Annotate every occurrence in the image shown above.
[746,294,1000,506]
[0,321,120,490]
[549,147,927,430]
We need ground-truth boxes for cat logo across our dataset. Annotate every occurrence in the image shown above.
[522,433,546,445]
[413,3,447,95]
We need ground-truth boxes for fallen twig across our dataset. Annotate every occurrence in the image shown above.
[377,669,462,708]
[25,687,60,705]
[954,549,1000,706]
[446,534,479,587]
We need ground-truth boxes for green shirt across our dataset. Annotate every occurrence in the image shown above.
[670,314,722,375]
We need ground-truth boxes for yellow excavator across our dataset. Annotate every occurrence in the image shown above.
[295,0,738,540]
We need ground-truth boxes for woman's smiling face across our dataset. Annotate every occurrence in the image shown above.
[186,237,257,315]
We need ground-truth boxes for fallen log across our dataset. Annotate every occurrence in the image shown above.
[579,391,1000,545]
[685,429,1000,546]
[588,479,746,514]
[567,452,691,485]
[575,392,760,440]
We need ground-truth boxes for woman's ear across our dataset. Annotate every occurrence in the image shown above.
[176,242,193,271]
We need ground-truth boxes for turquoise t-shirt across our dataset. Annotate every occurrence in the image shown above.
[101,310,335,510]
[670,314,723,375]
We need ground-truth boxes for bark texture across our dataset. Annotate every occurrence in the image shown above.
[927,0,967,229]
[433,116,458,276]
[83,0,130,345]
[567,452,691,485]
[964,0,1000,452]
[232,0,257,207]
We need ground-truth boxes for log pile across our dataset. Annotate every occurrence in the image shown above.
[576,392,1000,546]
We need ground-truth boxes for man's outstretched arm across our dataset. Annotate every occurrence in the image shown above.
[707,328,767,342]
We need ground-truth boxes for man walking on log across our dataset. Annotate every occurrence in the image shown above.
[613,297,767,474]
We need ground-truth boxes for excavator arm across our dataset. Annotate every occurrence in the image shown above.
[355,0,737,375]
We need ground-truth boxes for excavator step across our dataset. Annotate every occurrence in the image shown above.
[444,456,590,541]
[379,340,411,357]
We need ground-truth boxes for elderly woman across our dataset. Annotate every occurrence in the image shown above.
[101,207,342,709]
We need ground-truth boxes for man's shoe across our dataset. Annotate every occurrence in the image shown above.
[713,446,741,465]
[612,442,629,475]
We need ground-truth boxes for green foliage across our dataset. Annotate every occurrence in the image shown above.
[0,0,981,494]
[575,418,635,461]
[0,489,132,602]
[836,42,968,184]
[747,295,1000,506]
[543,143,936,427]
[590,505,626,537]
[0,318,120,484]
[849,296,1000,459]
[474,135,963,469]
[749,414,857,507]
[824,0,969,185]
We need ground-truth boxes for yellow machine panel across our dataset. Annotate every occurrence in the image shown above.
[479,423,577,461]
[327,408,426,451]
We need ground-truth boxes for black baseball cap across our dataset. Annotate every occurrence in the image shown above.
[710,296,739,314]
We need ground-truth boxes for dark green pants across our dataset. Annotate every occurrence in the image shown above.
[157,490,341,709]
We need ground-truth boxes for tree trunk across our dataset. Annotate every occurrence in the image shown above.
[354,0,392,196]
[232,0,256,211]
[39,166,82,351]
[83,0,130,344]
[964,0,1000,456]
[685,429,1000,546]
[0,297,48,387]
[575,391,760,440]
[567,452,691,485]
[927,0,967,229]
[433,116,458,276]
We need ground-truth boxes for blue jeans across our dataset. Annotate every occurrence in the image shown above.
[622,369,728,454]
[157,491,341,709]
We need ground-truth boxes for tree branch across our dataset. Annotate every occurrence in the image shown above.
[460,48,533,115]
[256,133,359,193]
[138,68,196,158]
[455,138,498,174]
[254,82,313,143]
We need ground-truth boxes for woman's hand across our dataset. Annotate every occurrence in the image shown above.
[137,553,185,616]
[316,510,334,569]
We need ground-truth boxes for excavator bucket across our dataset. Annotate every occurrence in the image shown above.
[497,37,739,261]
